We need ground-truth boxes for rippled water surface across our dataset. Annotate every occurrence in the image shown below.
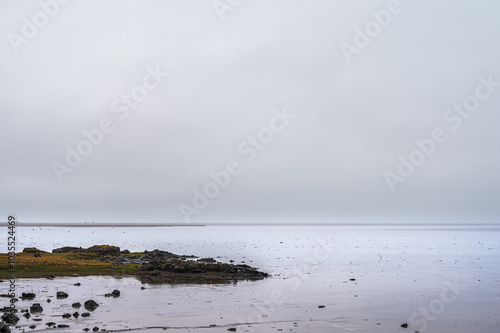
[2,225,500,332]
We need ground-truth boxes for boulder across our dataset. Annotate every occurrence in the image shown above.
[1,313,19,325]
[0,323,11,333]
[22,247,43,253]
[84,300,99,310]
[21,292,35,299]
[56,291,68,299]
[105,289,121,297]
[29,303,43,313]
[85,245,120,255]
[52,246,81,253]
[197,257,216,263]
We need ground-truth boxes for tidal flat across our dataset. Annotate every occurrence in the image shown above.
[1,225,499,332]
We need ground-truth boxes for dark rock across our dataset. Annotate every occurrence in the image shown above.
[93,327,99,332]
[74,283,81,286]
[52,246,81,253]
[46,322,56,326]
[84,300,99,310]
[29,303,43,313]
[318,305,325,308]
[81,312,91,317]
[1,312,19,325]
[73,311,79,318]
[62,313,71,319]
[401,323,408,328]
[150,270,160,276]
[23,312,30,319]
[33,253,41,258]
[138,259,164,271]
[173,266,186,273]
[46,299,51,303]
[32,318,42,321]
[227,329,237,332]
[83,329,89,332]
[0,323,11,333]
[29,325,36,329]
[49,274,56,279]
[72,302,81,308]
[0,307,15,313]
[105,289,120,297]
[120,250,130,254]
[22,248,43,253]
[56,291,68,299]
[21,293,36,299]
[140,287,146,290]
[198,257,216,263]
[86,245,120,255]
[58,324,70,328]
[349,278,356,281]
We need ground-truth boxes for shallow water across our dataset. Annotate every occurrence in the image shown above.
[2,226,500,332]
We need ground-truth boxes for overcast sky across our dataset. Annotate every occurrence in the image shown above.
[1,0,499,224]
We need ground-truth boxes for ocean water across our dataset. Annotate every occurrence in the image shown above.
[2,225,500,332]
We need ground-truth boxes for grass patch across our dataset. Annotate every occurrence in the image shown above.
[0,252,137,278]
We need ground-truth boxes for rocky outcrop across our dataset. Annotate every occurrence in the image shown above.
[52,246,82,253]
[52,245,120,255]
[22,248,45,253]
[86,245,120,255]
[137,258,269,283]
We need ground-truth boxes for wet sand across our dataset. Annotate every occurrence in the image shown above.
[2,226,499,332]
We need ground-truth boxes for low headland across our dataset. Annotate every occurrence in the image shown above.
[0,245,269,283]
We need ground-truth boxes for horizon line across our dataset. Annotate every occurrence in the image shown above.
[1,222,499,227]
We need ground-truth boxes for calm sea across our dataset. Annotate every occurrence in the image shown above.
[3,225,500,332]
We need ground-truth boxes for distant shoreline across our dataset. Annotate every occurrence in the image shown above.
[0,222,499,227]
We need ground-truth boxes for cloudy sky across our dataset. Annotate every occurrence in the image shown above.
[1,0,499,224]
